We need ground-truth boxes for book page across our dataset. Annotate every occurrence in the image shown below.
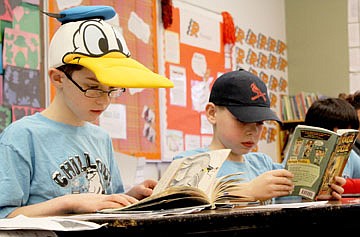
[99,186,212,213]
[0,215,105,231]
[211,173,257,204]
[153,149,231,196]
[336,128,359,136]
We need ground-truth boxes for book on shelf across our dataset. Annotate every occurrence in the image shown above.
[294,94,305,120]
[280,92,323,122]
[281,94,293,121]
[284,124,358,200]
[99,149,258,213]
[291,96,298,120]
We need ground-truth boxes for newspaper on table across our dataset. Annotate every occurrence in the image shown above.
[0,214,105,231]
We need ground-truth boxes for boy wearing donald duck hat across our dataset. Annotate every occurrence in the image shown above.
[0,5,173,218]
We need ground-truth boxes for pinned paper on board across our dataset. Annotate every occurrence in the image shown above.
[128,11,150,44]
[3,27,40,70]
[3,65,41,107]
[0,0,21,21]
[169,65,187,107]
[12,2,40,34]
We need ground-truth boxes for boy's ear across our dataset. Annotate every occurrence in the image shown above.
[205,103,217,124]
[48,68,64,87]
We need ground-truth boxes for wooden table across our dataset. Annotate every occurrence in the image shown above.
[55,198,360,236]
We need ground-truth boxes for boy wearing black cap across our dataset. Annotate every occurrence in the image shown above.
[0,6,173,218]
[174,69,345,202]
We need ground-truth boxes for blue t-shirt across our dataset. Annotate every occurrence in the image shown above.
[341,150,360,178]
[0,113,124,218]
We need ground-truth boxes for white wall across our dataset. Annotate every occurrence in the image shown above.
[188,0,286,39]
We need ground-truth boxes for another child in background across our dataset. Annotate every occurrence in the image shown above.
[173,69,345,202]
[337,92,360,194]
[0,6,173,218]
[304,97,360,180]
[339,91,360,156]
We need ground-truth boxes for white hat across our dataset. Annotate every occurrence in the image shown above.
[48,5,173,88]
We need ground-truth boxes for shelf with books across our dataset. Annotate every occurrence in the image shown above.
[280,92,321,122]
[278,92,323,161]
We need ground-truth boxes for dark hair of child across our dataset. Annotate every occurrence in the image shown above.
[305,97,359,131]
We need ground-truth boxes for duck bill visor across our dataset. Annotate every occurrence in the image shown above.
[64,56,174,88]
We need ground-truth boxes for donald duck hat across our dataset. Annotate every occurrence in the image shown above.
[48,5,174,88]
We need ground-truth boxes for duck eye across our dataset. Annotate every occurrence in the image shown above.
[83,24,109,55]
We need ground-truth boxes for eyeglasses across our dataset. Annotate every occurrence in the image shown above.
[60,70,126,98]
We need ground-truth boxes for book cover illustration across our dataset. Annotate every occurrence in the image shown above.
[284,125,358,200]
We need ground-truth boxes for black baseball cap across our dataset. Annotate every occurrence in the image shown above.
[209,69,281,123]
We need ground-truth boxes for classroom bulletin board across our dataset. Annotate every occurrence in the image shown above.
[162,1,226,161]
[46,0,163,160]
[161,1,288,162]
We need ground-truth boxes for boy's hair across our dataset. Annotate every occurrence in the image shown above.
[57,64,84,76]
[209,69,281,123]
[305,97,359,130]
[343,91,360,111]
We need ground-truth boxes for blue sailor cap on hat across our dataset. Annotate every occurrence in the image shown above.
[54,5,116,24]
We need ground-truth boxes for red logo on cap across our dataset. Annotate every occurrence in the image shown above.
[250,83,267,102]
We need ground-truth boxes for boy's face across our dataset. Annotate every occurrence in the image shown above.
[214,107,263,155]
[61,67,115,122]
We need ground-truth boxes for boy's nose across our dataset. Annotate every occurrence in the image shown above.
[247,123,261,133]
[95,93,111,104]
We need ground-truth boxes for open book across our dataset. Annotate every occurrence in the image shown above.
[284,125,359,200]
[99,149,257,213]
